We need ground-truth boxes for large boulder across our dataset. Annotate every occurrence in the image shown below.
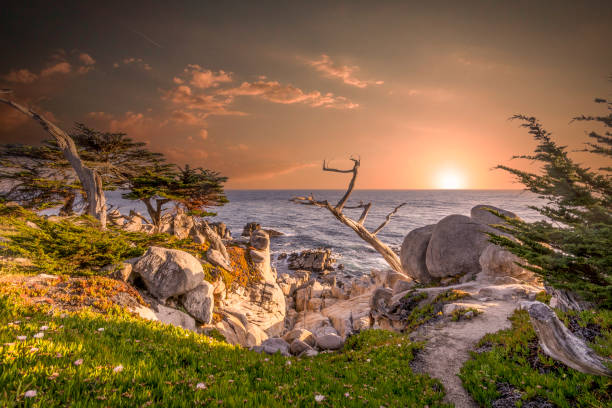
[242,222,261,237]
[470,204,518,226]
[134,303,197,332]
[315,333,344,350]
[181,282,214,324]
[400,224,435,283]
[133,246,205,301]
[479,244,536,284]
[426,214,494,278]
[260,337,290,356]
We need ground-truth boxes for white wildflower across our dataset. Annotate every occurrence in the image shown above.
[40,325,49,331]
[24,390,37,398]
[113,364,123,373]
[16,335,26,341]
[74,359,83,366]
[314,394,325,403]
[29,347,39,353]
[196,382,207,389]
[97,328,104,332]
[33,332,44,339]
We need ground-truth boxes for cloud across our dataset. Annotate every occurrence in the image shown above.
[2,69,38,84]
[169,110,207,125]
[162,84,245,116]
[228,143,248,151]
[306,54,383,88]
[185,64,233,89]
[220,80,359,109]
[40,62,72,77]
[199,129,208,140]
[78,53,96,66]
[113,58,152,71]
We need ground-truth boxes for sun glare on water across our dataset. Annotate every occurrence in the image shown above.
[436,169,466,189]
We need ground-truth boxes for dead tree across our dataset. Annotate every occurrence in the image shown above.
[291,158,407,275]
[0,92,107,229]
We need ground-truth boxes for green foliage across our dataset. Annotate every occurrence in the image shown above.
[460,309,612,407]
[0,124,165,212]
[494,97,612,309]
[0,295,450,407]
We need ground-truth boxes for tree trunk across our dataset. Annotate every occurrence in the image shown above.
[59,191,76,216]
[331,209,403,273]
[0,96,106,228]
[292,158,407,276]
[525,301,611,377]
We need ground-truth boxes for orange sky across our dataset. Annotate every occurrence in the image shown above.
[1,1,610,189]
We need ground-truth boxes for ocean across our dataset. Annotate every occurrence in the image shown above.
[107,189,544,275]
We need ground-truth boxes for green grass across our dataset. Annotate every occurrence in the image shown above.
[0,294,450,407]
[459,309,612,407]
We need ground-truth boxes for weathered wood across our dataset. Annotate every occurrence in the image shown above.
[0,94,107,228]
[526,301,611,377]
[293,158,408,275]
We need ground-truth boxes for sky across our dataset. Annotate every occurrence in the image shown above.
[0,0,610,189]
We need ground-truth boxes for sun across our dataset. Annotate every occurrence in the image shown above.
[435,169,466,189]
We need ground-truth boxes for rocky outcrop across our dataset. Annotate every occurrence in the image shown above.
[287,249,336,272]
[209,222,232,240]
[242,222,261,237]
[134,302,197,332]
[426,214,494,278]
[132,246,205,301]
[181,283,214,324]
[400,225,435,283]
[478,244,537,284]
[215,230,286,344]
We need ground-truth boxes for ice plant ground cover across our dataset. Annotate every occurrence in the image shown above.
[460,309,612,407]
[0,292,450,407]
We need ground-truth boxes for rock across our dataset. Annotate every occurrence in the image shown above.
[426,214,495,278]
[287,249,336,272]
[547,285,594,312]
[400,225,435,283]
[470,204,519,226]
[209,222,232,240]
[107,209,125,226]
[250,229,269,251]
[123,215,143,232]
[442,303,461,315]
[316,333,344,350]
[264,229,284,237]
[313,326,339,337]
[299,348,319,357]
[242,222,261,237]
[261,337,290,356]
[526,301,611,377]
[370,287,393,314]
[477,284,534,301]
[392,279,416,295]
[25,220,40,230]
[283,328,315,347]
[307,298,323,311]
[133,246,205,301]
[169,209,194,239]
[206,248,232,271]
[479,244,536,283]
[385,271,412,289]
[110,262,133,282]
[212,279,226,298]
[181,283,214,324]
[134,303,197,332]
[197,221,229,260]
[277,253,288,260]
[290,339,313,355]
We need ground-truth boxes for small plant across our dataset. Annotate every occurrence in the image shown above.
[451,307,481,322]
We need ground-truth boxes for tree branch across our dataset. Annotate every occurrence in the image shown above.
[323,158,360,211]
[372,203,407,235]
[357,202,372,224]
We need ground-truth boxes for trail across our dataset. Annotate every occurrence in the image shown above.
[410,288,530,407]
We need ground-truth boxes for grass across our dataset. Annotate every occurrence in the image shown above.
[0,291,451,407]
[459,309,612,407]
[450,307,481,322]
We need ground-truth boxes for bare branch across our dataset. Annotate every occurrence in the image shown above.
[357,202,372,224]
[290,194,329,208]
[372,203,407,235]
[323,158,360,211]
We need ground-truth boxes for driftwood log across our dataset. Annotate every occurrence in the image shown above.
[0,92,107,228]
[291,158,407,275]
[526,301,611,377]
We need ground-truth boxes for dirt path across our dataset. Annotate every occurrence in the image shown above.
[411,299,519,408]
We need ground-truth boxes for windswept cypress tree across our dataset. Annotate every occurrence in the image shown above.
[492,95,612,309]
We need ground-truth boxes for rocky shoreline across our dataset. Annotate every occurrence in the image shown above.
[95,203,546,366]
